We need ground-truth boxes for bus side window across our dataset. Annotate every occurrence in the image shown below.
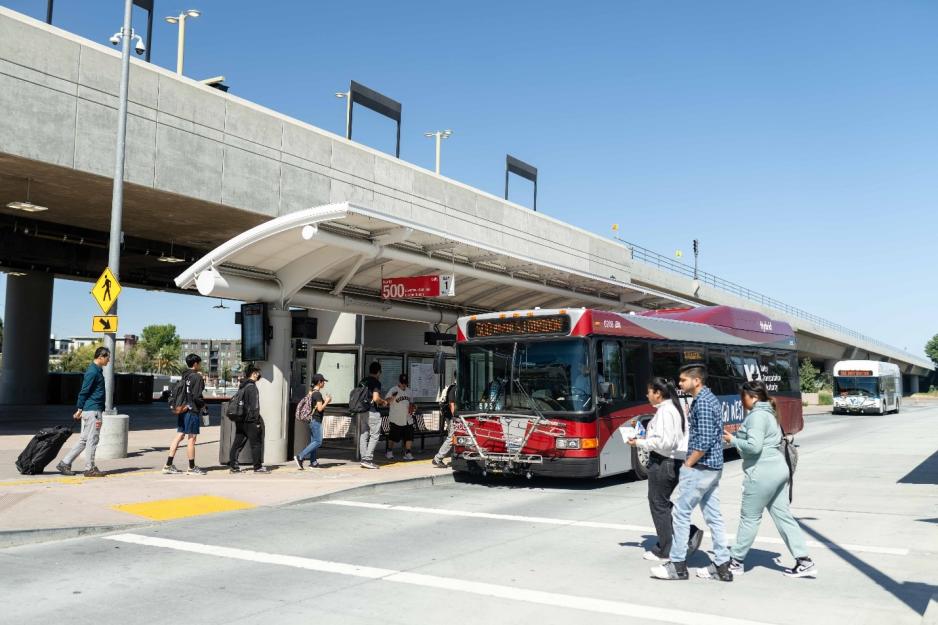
[598,340,624,401]
[706,349,734,395]
[652,345,681,383]
[622,344,644,402]
[774,354,793,392]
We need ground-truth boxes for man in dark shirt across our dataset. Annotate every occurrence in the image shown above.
[57,347,110,477]
[163,354,208,475]
[432,372,458,468]
[295,373,331,470]
[358,361,388,469]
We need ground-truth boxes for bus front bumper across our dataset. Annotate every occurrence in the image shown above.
[452,455,600,479]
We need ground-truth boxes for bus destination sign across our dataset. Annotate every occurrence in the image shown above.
[838,370,874,376]
[467,314,570,339]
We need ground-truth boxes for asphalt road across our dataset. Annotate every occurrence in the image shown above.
[2,404,936,625]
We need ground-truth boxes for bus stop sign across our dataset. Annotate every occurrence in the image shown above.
[382,274,455,299]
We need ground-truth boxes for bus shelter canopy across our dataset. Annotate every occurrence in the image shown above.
[174,202,695,324]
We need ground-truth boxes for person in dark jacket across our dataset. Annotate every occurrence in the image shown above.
[163,354,208,475]
[229,364,269,473]
[57,347,110,477]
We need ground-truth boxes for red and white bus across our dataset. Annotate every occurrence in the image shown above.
[451,305,803,479]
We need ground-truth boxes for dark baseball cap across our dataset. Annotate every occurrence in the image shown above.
[399,373,409,384]
[311,373,328,384]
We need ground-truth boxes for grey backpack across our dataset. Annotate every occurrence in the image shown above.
[781,434,799,502]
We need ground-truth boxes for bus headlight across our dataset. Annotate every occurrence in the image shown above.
[456,436,472,446]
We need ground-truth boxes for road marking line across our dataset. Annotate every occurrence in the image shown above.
[104,533,774,625]
[323,500,909,556]
[113,495,255,521]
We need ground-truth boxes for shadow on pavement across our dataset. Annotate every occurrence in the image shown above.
[898,450,938,485]
[0,404,223,435]
[799,520,938,615]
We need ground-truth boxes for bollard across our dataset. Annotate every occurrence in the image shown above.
[95,413,129,459]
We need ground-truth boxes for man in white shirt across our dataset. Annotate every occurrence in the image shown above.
[385,374,416,461]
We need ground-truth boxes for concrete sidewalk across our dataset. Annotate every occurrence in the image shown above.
[0,404,452,545]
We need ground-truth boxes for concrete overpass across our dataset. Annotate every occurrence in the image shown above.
[0,6,931,409]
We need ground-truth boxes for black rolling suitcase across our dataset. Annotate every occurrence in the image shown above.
[15,425,74,475]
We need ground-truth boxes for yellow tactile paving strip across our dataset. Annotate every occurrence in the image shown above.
[113,495,255,521]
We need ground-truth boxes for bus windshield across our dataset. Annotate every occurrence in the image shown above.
[457,339,591,413]
[834,376,879,398]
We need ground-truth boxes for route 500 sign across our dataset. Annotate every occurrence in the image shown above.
[381,274,455,299]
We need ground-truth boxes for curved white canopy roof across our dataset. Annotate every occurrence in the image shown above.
[175,202,696,324]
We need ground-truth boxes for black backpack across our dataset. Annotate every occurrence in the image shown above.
[168,374,190,415]
[348,380,372,414]
[782,434,799,502]
[226,386,247,422]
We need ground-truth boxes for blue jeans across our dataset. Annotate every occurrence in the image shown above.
[298,419,323,462]
[669,465,730,565]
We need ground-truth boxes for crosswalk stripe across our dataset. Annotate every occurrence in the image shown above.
[104,533,777,625]
[322,500,910,556]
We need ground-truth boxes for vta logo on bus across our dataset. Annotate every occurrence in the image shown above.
[602,319,622,329]
[760,321,773,332]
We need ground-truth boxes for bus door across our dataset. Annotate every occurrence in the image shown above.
[596,339,631,475]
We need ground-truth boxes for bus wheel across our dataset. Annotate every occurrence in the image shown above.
[631,445,650,481]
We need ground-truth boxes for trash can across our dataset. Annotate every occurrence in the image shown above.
[218,401,260,466]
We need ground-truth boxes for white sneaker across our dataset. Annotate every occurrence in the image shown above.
[403,452,414,461]
[643,550,667,562]
[385,451,394,460]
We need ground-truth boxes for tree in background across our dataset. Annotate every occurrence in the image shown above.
[799,358,822,394]
[116,344,151,374]
[926,334,938,368]
[140,324,181,373]
[55,343,102,373]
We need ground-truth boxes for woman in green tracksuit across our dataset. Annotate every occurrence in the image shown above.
[723,381,817,578]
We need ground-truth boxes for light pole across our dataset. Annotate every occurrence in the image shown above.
[103,0,142,414]
[692,239,700,280]
[424,130,452,175]
[165,9,200,75]
[335,91,352,139]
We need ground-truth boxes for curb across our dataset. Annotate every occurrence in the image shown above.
[0,523,143,549]
[0,471,457,549]
[287,471,456,506]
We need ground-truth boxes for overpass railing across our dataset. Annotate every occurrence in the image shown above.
[621,238,910,358]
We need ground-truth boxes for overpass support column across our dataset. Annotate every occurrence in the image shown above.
[0,272,53,406]
[257,307,291,464]
[823,359,837,374]
[909,376,919,395]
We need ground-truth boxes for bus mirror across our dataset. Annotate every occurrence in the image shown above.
[433,351,446,374]
[599,381,612,398]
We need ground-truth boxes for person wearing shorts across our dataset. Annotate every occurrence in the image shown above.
[163,354,208,475]
[385,374,416,461]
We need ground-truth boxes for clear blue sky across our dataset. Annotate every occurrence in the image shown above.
[2,0,936,357]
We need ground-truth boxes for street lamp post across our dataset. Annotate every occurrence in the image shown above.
[335,91,352,139]
[165,9,200,75]
[102,0,140,414]
[424,130,452,175]
[692,238,700,280]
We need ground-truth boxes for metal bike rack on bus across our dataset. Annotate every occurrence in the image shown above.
[454,412,567,476]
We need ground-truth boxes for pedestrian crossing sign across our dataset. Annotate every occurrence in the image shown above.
[91,267,121,314]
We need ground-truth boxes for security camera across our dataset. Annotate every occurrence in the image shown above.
[134,39,146,55]
[109,34,121,45]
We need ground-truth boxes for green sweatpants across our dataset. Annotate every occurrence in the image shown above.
[731,456,808,561]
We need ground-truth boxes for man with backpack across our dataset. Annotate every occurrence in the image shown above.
[228,364,269,473]
[57,346,110,477]
[163,354,209,475]
[432,372,457,468]
[353,361,388,470]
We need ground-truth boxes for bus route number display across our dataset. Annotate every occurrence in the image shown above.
[838,370,873,376]
[467,315,570,338]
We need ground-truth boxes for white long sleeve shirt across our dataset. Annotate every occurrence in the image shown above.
[635,400,688,460]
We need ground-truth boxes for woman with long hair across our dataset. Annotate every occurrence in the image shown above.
[627,377,703,561]
[723,380,816,578]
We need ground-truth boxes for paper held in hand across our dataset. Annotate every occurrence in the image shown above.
[617,421,646,443]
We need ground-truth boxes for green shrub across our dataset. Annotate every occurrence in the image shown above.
[818,390,833,405]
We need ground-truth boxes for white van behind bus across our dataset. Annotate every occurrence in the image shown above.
[832,360,901,415]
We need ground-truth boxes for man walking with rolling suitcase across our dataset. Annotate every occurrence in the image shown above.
[57,347,109,477]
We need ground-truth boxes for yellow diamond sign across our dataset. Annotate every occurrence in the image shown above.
[91,267,121,314]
